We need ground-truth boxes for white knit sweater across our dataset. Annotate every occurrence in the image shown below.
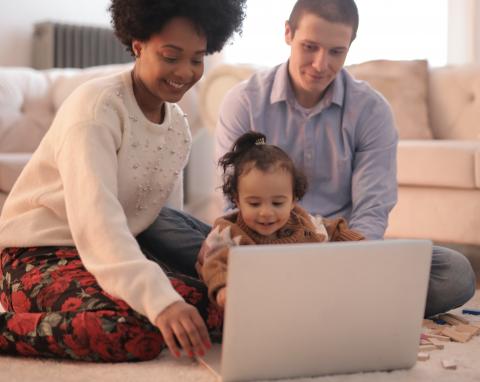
[0,70,192,325]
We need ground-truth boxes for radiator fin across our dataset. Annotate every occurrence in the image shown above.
[33,22,133,69]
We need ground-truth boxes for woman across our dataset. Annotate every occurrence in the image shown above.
[0,0,246,362]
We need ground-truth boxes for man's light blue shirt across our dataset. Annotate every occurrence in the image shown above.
[215,62,398,240]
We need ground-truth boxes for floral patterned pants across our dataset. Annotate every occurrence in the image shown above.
[0,247,223,362]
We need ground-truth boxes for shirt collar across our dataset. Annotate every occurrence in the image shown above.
[270,61,346,112]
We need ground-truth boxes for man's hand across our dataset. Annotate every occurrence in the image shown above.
[155,301,211,358]
[216,287,227,308]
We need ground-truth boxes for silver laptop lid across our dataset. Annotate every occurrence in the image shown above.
[220,239,432,381]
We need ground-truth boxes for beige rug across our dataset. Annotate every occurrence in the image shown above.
[1,292,480,382]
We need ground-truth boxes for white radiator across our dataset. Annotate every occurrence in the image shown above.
[32,22,133,69]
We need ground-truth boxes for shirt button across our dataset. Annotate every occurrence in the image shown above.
[306,153,312,160]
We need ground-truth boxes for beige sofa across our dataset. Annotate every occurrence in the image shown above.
[1,60,479,246]
[0,63,213,212]
[198,60,480,246]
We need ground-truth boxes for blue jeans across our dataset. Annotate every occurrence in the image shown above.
[137,207,211,277]
[137,208,477,317]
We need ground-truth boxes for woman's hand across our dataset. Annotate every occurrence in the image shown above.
[216,287,227,308]
[155,301,211,358]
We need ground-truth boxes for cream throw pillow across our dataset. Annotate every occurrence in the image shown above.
[346,59,433,139]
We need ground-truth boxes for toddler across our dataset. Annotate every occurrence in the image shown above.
[196,132,364,307]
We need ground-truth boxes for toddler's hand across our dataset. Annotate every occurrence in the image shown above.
[216,287,227,308]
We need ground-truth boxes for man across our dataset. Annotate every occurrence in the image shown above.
[215,0,476,317]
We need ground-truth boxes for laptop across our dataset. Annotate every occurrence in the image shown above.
[197,239,432,382]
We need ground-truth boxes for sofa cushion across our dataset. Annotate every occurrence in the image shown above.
[386,186,480,245]
[429,64,480,139]
[346,60,433,140]
[47,64,133,111]
[397,140,480,189]
[0,153,32,192]
[199,64,258,131]
[0,68,55,153]
[0,64,202,155]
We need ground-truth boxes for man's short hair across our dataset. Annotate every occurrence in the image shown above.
[288,0,359,42]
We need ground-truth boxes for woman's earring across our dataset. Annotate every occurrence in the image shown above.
[134,51,140,59]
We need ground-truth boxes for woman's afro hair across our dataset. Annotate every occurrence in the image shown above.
[109,0,247,55]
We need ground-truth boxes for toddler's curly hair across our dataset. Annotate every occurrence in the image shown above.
[219,132,308,205]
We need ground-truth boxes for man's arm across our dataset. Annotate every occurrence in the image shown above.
[349,99,398,240]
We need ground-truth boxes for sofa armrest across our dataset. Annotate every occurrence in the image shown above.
[397,140,480,189]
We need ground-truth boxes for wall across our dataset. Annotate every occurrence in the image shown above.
[0,0,111,67]
[448,0,480,65]
[4,0,480,68]
[223,0,480,67]
[476,0,480,63]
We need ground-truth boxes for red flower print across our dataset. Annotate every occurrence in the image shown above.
[104,294,130,311]
[113,320,131,339]
[206,305,223,329]
[21,267,43,291]
[36,278,70,309]
[7,314,40,336]
[83,313,105,340]
[84,287,99,296]
[11,259,20,270]
[54,248,78,258]
[19,253,35,264]
[61,260,83,270]
[0,335,9,350]
[1,253,9,269]
[51,277,71,293]
[59,321,68,331]
[46,336,66,357]
[126,324,146,338]
[11,291,31,313]
[0,292,10,311]
[63,335,91,358]
[170,279,203,305]
[186,290,203,305]
[96,310,118,321]
[65,313,93,357]
[54,268,97,291]
[61,297,83,312]
[16,342,39,356]
[125,330,163,360]
[51,267,87,282]
[70,314,89,340]
[78,274,96,287]
[91,332,125,362]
